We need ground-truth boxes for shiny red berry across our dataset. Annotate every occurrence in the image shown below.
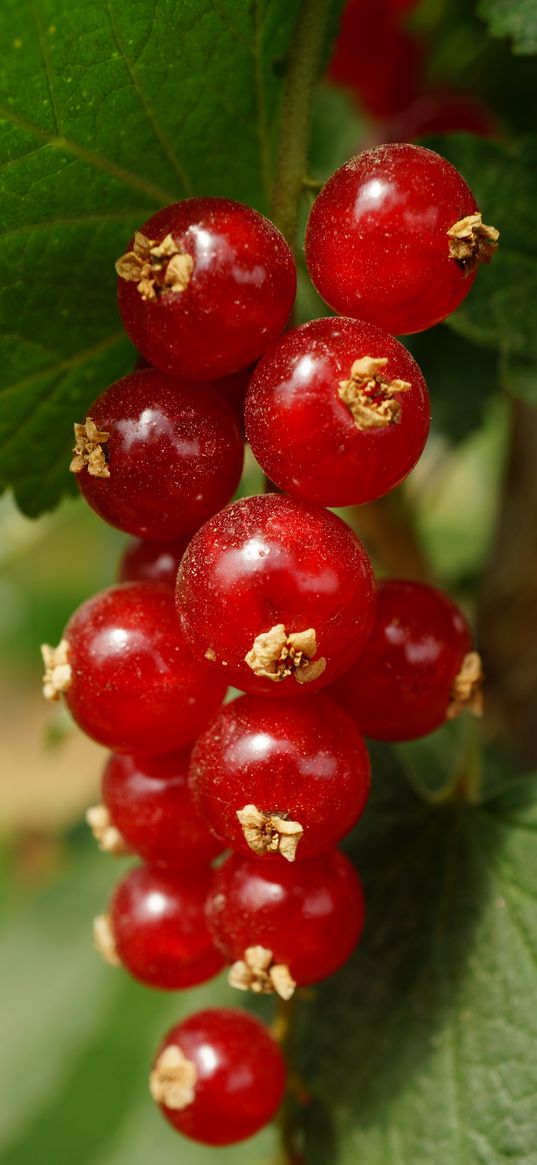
[206,849,365,990]
[150,1009,285,1145]
[43,583,226,754]
[189,693,370,861]
[331,578,482,740]
[176,494,376,696]
[98,749,222,868]
[245,316,430,506]
[305,144,498,335]
[99,865,223,990]
[118,536,188,586]
[71,369,243,541]
[116,199,296,379]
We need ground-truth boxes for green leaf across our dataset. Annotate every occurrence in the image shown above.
[478,0,537,54]
[427,136,537,389]
[0,0,307,517]
[301,762,537,1164]
[0,842,279,1165]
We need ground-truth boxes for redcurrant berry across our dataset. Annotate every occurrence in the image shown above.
[206,849,365,995]
[328,0,422,119]
[305,144,499,335]
[118,536,188,586]
[189,693,370,861]
[95,864,224,990]
[213,364,254,434]
[89,749,222,868]
[176,494,376,696]
[150,1009,285,1145]
[41,583,226,754]
[383,91,496,143]
[70,369,243,541]
[331,578,483,740]
[116,199,296,379]
[245,316,430,505]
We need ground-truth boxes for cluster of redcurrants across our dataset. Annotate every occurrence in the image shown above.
[41,143,496,1146]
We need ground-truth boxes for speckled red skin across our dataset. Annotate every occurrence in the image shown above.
[189,694,370,860]
[331,579,473,741]
[154,1009,286,1145]
[245,317,430,506]
[117,199,296,379]
[206,849,365,985]
[102,750,222,869]
[118,536,188,587]
[75,369,243,541]
[176,494,376,697]
[110,865,224,990]
[305,144,479,335]
[63,583,227,754]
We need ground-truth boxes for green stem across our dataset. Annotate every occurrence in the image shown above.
[271,0,333,249]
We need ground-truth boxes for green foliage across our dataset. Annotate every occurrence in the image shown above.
[478,0,537,54]
[302,757,537,1164]
[0,0,303,516]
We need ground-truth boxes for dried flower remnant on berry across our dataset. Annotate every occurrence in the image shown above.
[447,651,484,719]
[86,804,129,857]
[70,418,110,478]
[41,640,72,700]
[447,213,499,274]
[244,624,326,684]
[93,913,120,967]
[115,231,194,301]
[229,945,296,1000]
[338,357,411,430]
[236,804,304,862]
[150,1045,197,1110]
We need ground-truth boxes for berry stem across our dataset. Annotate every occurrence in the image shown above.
[272,996,307,1165]
[271,0,334,249]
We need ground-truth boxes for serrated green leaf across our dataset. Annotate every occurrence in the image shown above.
[427,136,537,392]
[478,0,537,54]
[0,0,308,517]
[301,764,537,1165]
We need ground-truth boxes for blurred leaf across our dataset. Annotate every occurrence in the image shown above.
[478,0,537,54]
[0,0,310,518]
[0,844,279,1165]
[499,352,537,403]
[427,136,537,399]
[408,325,499,443]
[302,761,537,1164]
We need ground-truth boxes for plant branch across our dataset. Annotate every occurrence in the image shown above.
[271,0,334,249]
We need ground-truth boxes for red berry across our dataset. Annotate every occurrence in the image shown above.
[245,317,430,505]
[116,199,296,379]
[383,91,497,143]
[305,144,498,335]
[328,0,422,119]
[150,1009,285,1145]
[71,369,243,541]
[331,579,482,740]
[98,865,223,990]
[206,849,365,992]
[189,693,370,861]
[99,749,222,868]
[214,365,254,434]
[42,583,226,754]
[118,537,188,586]
[176,494,376,696]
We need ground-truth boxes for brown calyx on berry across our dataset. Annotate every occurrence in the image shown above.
[447,213,499,274]
[41,640,72,701]
[244,624,326,685]
[93,913,120,967]
[229,945,296,1001]
[447,651,484,720]
[115,231,194,301]
[236,804,303,862]
[86,804,130,857]
[338,357,411,430]
[70,418,110,478]
[149,1045,197,1110]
